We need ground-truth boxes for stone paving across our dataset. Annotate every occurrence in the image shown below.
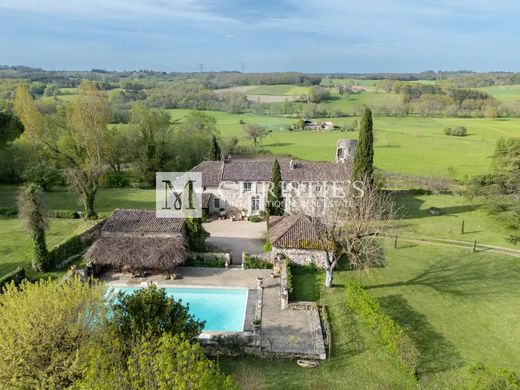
[103,266,326,359]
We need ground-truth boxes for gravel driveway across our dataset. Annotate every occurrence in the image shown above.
[203,219,267,265]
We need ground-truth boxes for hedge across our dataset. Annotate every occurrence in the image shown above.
[185,255,226,268]
[0,267,26,291]
[47,210,80,219]
[0,207,18,218]
[243,255,272,269]
[345,277,420,376]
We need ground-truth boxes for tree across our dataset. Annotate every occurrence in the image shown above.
[266,159,284,216]
[186,217,209,252]
[76,333,237,390]
[15,81,112,219]
[110,284,204,342]
[174,111,218,170]
[209,134,221,161]
[244,123,268,146]
[0,110,24,147]
[352,108,374,183]
[0,278,107,389]
[307,179,395,287]
[17,183,48,272]
[128,102,172,185]
[307,85,331,103]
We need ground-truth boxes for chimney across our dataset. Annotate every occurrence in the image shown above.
[335,139,357,163]
[289,160,294,170]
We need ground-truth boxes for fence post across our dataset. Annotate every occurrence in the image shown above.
[461,220,465,234]
[472,240,477,253]
[394,234,398,249]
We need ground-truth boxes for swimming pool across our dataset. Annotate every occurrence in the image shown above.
[110,286,249,332]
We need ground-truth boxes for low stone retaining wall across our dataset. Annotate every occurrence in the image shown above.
[270,247,330,269]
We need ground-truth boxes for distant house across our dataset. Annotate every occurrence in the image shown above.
[85,209,187,275]
[190,139,357,217]
[268,215,333,268]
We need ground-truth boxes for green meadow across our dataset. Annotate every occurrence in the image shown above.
[246,84,310,96]
[479,84,520,102]
[167,109,520,178]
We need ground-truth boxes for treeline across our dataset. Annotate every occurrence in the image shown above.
[376,80,501,117]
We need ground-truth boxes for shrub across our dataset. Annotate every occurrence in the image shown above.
[345,277,420,376]
[185,255,226,268]
[262,240,272,252]
[47,209,80,219]
[243,256,271,269]
[0,207,17,218]
[285,259,293,294]
[444,126,467,136]
[102,171,130,188]
[464,363,520,389]
[248,215,262,223]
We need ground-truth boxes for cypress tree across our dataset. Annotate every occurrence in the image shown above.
[266,159,284,216]
[352,108,374,183]
[208,135,221,161]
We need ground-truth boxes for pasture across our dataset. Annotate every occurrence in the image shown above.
[479,84,520,103]
[167,109,520,178]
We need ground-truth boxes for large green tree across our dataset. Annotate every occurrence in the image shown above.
[129,102,173,185]
[0,278,107,388]
[266,159,284,216]
[352,108,374,183]
[76,334,237,390]
[17,183,48,272]
[110,284,204,342]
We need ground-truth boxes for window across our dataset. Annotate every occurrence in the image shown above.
[243,182,252,192]
[213,198,220,209]
[251,195,260,212]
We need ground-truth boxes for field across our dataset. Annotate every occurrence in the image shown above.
[246,84,309,96]
[479,84,520,102]
[222,243,520,388]
[166,109,520,178]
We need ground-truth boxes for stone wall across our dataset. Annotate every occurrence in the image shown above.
[271,247,330,269]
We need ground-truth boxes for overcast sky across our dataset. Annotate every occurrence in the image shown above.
[0,0,519,73]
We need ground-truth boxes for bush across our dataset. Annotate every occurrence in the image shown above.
[464,363,520,389]
[0,207,17,218]
[185,255,226,268]
[243,256,271,269]
[262,240,272,252]
[345,277,420,376]
[289,262,318,274]
[248,215,262,223]
[0,267,25,291]
[102,171,130,188]
[47,209,80,219]
[444,126,467,136]
[285,259,293,294]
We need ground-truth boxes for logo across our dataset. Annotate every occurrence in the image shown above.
[156,172,202,218]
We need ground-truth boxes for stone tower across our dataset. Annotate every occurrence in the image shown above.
[335,139,357,163]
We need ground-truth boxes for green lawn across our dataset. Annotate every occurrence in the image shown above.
[0,217,95,279]
[223,243,520,388]
[393,194,518,249]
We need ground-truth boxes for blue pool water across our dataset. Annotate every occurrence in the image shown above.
[110,286,248,332]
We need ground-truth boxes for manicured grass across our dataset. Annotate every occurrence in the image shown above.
[221,267,416,389]
[0,217,96,279]
[223,243,520,388]
[393,194,518,249]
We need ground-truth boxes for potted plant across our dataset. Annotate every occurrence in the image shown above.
[251,318,261,331]
[241,209,247,220]
[219,207,226,219]
[256,276,264,288]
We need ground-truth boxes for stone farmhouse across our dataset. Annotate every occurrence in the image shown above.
[190,139,357,217]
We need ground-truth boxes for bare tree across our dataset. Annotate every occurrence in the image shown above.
[295,176,395,287]
[243,123,268,146]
